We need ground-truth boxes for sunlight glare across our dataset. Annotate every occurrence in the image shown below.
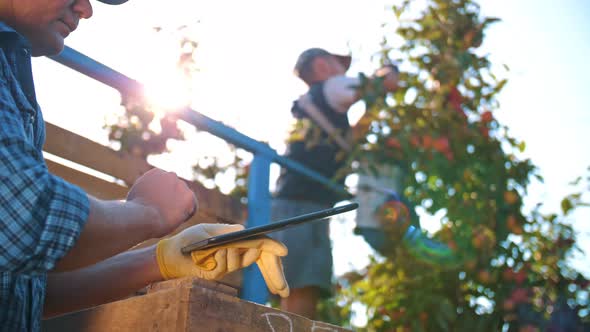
[143,69,191,116]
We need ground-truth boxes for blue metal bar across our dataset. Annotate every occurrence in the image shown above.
[50,46,143,96]
[178,111,350,199]
[241,154,272,303]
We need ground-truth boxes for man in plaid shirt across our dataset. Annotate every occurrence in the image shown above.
[0,1,290,331]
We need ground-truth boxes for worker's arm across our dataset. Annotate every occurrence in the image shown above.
[44,245,161,318]
[0,87,91,275]
[44,223,289,318]
[321,66,400,113]
[314,67,398,140]
[373,65,400,93]
[53,169,197,272]
[1,85,195,275]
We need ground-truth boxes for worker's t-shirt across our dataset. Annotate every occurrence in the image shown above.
[274,76,359,205]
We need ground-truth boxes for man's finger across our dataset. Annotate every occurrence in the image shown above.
[226,247,241,272]
[199,223,245,236]
[241,248,260,267]
[201,249,228,280]
[215,237,288,256]
[257,253,289,298]
[185,194,198,221]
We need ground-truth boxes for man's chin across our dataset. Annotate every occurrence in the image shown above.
[31,35,65,57]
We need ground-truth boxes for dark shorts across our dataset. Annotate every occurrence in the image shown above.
[270,199,333,294]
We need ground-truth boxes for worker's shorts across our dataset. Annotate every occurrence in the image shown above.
[269,198,333,295]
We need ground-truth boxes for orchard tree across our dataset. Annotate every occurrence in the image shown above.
[327,0,589,331]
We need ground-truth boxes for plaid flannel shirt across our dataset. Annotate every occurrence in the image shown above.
[0,22,89,332]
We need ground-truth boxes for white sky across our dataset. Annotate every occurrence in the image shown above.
[32,0,589,276]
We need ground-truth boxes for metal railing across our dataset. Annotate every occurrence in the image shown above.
[50,46,351,304]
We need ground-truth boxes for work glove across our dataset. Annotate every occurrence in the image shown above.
[156,223,290,297]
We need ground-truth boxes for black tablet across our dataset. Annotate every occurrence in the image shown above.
[181,202,358,254]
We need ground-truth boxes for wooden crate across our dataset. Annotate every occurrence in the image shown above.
[42,124,351,331]
[43,278,352,332]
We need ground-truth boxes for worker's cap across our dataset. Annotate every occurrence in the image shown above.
[294,48,351,82]
[96,0,128,4]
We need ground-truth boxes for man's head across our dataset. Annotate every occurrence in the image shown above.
[0,0,127,56]
[294,48,351,85]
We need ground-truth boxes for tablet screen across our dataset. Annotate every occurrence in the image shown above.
[181,202,358,254]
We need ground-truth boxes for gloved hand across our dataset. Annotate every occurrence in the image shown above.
[374,65,400,92]
[156,223,290,297]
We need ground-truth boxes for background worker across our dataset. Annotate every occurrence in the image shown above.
[272,47,399,319]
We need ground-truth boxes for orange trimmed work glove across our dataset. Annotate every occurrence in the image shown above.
[156,223,289,297]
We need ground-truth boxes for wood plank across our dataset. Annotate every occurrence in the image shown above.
[44,122,151,186]
[43,287,190,332]
[146,278,238,297]
[44,122,244,223]
[46,159,128,200]
[187,287,352,332]
[43,278,352,332]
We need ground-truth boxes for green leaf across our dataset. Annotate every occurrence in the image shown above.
[569,176,583,186]
[561,198,574,215]
[494,79,508,93]
[483,17,501,26]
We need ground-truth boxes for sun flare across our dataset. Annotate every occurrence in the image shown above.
[143,68,192,116]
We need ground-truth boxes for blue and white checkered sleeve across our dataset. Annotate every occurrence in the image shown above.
[0,84,89,275]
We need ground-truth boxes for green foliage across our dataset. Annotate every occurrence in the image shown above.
[105,97,183,159]
[325,0,590,330]
[191,145,251,203]
[105,24,193,159]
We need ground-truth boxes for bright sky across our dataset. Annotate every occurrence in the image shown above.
[32,0,589,276]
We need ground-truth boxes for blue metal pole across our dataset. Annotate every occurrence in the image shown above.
[180,111,349,198]
[241,154,271,303]
[50,46,142,96]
